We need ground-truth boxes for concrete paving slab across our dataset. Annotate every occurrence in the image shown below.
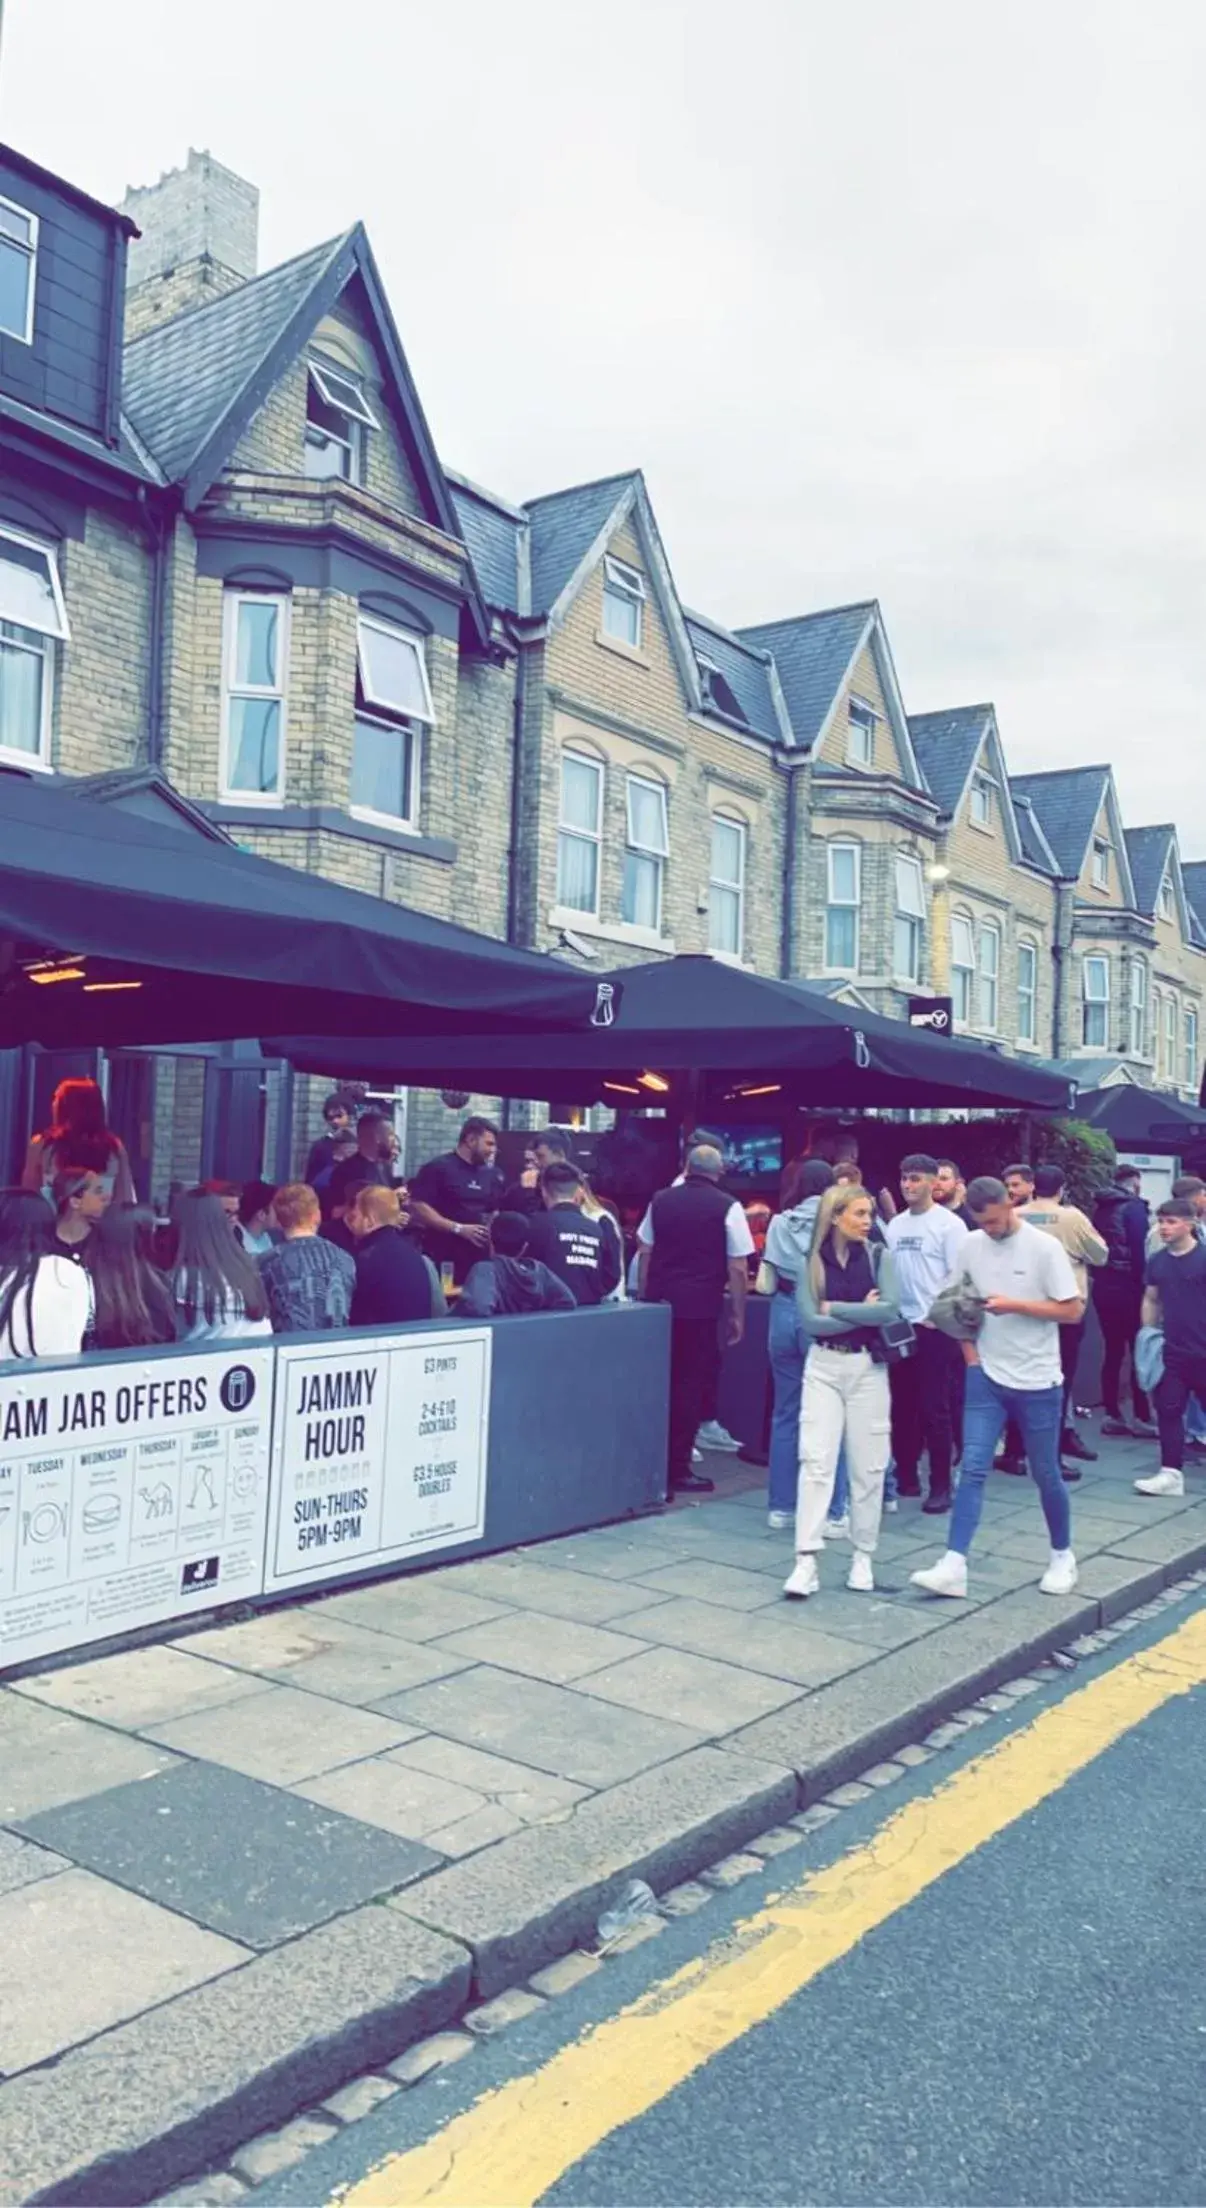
[729,1582,1097,1795]
[427,1611,651,1684]
[291,1756,485,1842]
[436,1554,676,1623]
[578,1646,802,1732]
[9,1645,270,1731]
[0,1865,244,2073]
[0,1904,469,2206]
[423,1802,524,1857]
[313,1579,512,1639]
[1102,1504,1206,1572]
[385,1736,590,1824]
[247,1636,474,1706]
[628,1557,786,1611]
[378,1664,704,1787]
[20,1760,441,1948]
[612,1594,873,1687]
[397,1743,797,1996]
[1075,1551,1168,1623]
[518,1529,680,1581]
[143,1685,419,1785]
[784,1587,955,1650]
[0,1692,178,1821]
[170,1609,428,1679]
[0,1827,67,1897]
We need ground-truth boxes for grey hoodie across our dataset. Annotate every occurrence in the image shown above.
[763,1195,822,1284]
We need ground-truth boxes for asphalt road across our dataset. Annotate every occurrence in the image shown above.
[261,1595,1206,2208]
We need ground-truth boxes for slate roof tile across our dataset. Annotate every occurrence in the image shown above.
[735,603,873,752]
[525,473,635,616]
[1124,825,1174,917]
[448,475,523,613]
[1010,766,1110,880]
[684,609,781,743]
[908,705,990,817]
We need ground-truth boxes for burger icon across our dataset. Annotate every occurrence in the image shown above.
[83,1492,122,1534]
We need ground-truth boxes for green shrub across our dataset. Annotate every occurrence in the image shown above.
[1031,1119,1117,1212]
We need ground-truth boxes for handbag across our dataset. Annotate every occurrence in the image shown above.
[868,1245,916,1364]
[928,1272,987,1342]
[755,1257,778,1296]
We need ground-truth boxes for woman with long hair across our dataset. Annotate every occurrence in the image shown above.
[52,1165,111,1260]
[0,1188,91,1358]
[22,1078,135,1204]
[171,1190,272,1342]
[89,1203,177,1350]
[762,1157,849,1529]
[784,1182,904,1602]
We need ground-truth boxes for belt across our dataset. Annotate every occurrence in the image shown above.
[774,1279,797,1296]
[815,1337,870,1356]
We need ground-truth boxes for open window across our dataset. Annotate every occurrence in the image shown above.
[602,555,645,649]
[846,698,876,767]
[304,358,378,483]
[352,614,433,828]
[0,523,68,768]
[698,653,749,728]
[0,198,37,344]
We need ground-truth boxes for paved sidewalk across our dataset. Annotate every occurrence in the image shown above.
[4,1422,1206,2203]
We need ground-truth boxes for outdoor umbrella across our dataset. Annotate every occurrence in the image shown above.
[271,953,1076,1110]
[0,771,613,1047]
[1071,1083,1206,1152]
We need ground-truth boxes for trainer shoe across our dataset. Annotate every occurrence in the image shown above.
[1134,1467,1185,1497]
[1131,1418,1158,1439]
[783,1555,820,1600]
[910,1551,969,1599]
[697,1420,741,1453]
[1061,1429,1097,1462]
[1100,1417,1133,1437]
[822,1514,850,1541]
[1039,1549,1078,1596]
[846,1550,875,1593]
[767,1509,793,1531]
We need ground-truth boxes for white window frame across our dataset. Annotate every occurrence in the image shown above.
[304,358,376,484]
[220,589,290,802]
[1185,1007,1199,1093]
[308,359,379,428]
[0,197,38,345]
[824,840,861,973]
[602,555,646,649]
[892,852,925,985]
[1164,992,1179,1081]
[350,614,432,831]
[1129,957,1148,1057]
[951,913,976,1025]
[708,813,747,957]
[1159,874,1175,922]
[621,771,669,932]
[0,522,68,773]
[1017,938,1038,1044]
[1083,954,1111,1048]
[556,748,603,917]
[978,919,1001,1031]
[846,697,876,767]
[1091,838,1110,890]
[969,775,993,829]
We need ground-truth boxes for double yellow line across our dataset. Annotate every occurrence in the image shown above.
[345,1604,1206,2207]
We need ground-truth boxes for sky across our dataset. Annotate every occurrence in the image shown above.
[3,0,1203,844]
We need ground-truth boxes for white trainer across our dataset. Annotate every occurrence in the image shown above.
[1134,1467,1185,1497]
[1039,1549,1078,1596]
[783,1555,820,1600]
[767,1509,793,1531]
[846,1550,875,1594]
[822,1515,850,1541]
[910,1551,968,1599]
[697,1420,741,1453]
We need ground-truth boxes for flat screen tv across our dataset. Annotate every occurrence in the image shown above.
[710,1125,783,1179]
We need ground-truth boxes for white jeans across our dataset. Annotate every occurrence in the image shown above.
[796,1344,890,1556]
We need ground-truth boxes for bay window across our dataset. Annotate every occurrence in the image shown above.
[351,613,433,826]
[893,853,925,985]
[1129,958,1148,1057]
[221,590,288,798]
[978,920,1001,1030]
[1017,940,1037,1043]
[951,913,975,1024]
[708,815,746,956]
[621,773,668,930]
[556,750,603,914]
[1082,955,1110,1048]
[825,842,861,971]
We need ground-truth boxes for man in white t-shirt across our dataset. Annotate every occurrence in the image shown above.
[884,1152,968,1516]
[911,1175,1083,1602]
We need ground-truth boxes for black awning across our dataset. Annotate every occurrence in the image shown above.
[0,771,610,1046]
[270,953,1076,1110]
[1072,1082,1206,1151]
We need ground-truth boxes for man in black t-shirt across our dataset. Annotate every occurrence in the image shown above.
[325,1112,398,1215]
[502,1130,571,1216]
[525,1162,621,1306]
[1135,1197,1206,1498]
[410,1115,505,1283]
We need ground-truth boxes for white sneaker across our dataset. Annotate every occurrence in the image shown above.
[783,1555,820,1600]
[767,1509,793,1531]
[1134,1467,1185,1497]
[846,1550,875,1593]
[910,1551,968,1599]
[822,1515,850,1541]
[697,1420,740,1453]
[884,1496,899,1513]
[1039,1549,1078,1596]
[691,1446,703,1465]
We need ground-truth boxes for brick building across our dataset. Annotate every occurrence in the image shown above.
[1,141,1202,1202]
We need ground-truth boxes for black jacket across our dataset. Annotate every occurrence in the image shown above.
[459,1256,575,1318]
[646,1174,734,1321]
[523,1204,622,1306]
[351,1227,432,1328]
[1094,1186,1149,1281]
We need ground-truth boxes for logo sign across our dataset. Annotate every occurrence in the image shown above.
[591,982,617,1029]
[180,1555,220,1594]
[908,995,953,1035]
[220,1365,256,1413]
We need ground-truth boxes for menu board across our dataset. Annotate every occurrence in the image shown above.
[266,1327,490,1591]
[0,1347,274,1667]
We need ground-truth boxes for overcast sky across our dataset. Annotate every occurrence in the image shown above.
[4,0,1202,847]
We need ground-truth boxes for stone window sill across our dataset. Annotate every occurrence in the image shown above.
[548,906,675,955]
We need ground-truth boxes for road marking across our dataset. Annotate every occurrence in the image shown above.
[343,1605,1206,2207]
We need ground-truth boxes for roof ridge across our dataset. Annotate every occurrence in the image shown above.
[738,599,877,636]
[445,469,527,521]
[1011,764,1111,785]
[123,230,350,351]
[523,468,640,511]
[683,606,773,660]
[908,703,993,723]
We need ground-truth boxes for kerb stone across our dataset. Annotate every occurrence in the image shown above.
[1075,1551,1167,1623]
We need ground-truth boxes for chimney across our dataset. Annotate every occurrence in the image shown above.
[121,149,258,340]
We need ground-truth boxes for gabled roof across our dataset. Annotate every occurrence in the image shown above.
[447,473,523,614]
[1011,791,1060,875]
[1010,766,1113,882]
[908,705,992,817]
[683,609,788,745]
[1124,825,1176,918]
[65,767,233,843]
[121,225,466,551]
[525,472,637,616]
[1182,861,1206,947]
[735,602,873,752]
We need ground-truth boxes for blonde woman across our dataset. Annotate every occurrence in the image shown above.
[784,1183,904,1600]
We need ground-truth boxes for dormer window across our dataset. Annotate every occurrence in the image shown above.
[1091,838,1110,891]
[697,653,749,728]
[304,359,378,484]
[0,199,37,344]
[1159,874,1175,922]
[601,556,645,649]
[847,698,875,767]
